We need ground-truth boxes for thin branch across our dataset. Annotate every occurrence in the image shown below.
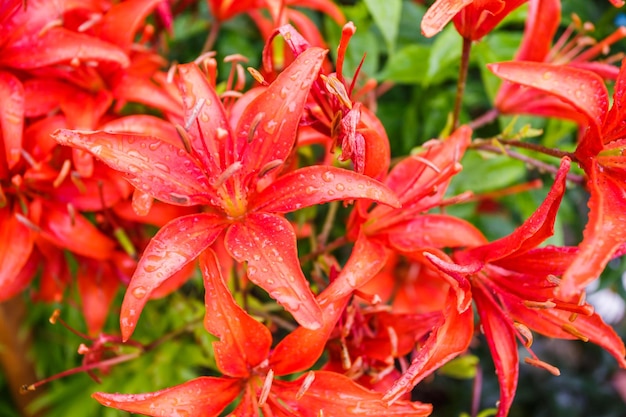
[474,144,585,185]
[468,108,499,130]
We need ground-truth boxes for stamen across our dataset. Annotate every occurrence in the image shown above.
[547,274,561,285]
[514,322,534,348]
[213,162,243,188]
[575,27,626,62]
[387,326,399,357]
[411,155,442,174]
[258,159,283,178]
[53,159,72,188]
[247,67,269,86]
[523,300,556,309]
[15,213,41,233]
[321,74,352,109]
[248,112,265,143]
[561,323,589,342]
[67,203,76,227]
[296,371,315,400]
[524,357,560,376]
[38,19,62,37]
[77,13,102,32]
[20,149,40,170]
[49,309,61,324]
[340,340,352,370]
[166,63,177,84]
[184,98,206,131]
[257,369,274,407]
[175,124,193,153]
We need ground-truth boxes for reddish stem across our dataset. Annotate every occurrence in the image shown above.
[453,37,473,130]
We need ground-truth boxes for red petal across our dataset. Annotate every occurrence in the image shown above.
[460,157,570,263]
[388,214,487,251]
[92,0,162,51]
[274,371,432,416]
[0,27,129,69]
[177,62,232,178]
[77,259,120,335]
[382,289,473,405]
[224,213,322,330]
[200,249,272,377]
[290,0,346,25]
[120,213,226,341]
[252,166,400,213]
[602,57,626,144]
[561,163,626,297]
[269,234,387,375]
[421,0,473,37]
[101,115,179,142]
[53,129,218,206]
[454,0,527,40]
[0,71,24,169]
[39,203,116,260]
[93,377,242,416]
[488,61,608,133]
[473,285,519,417]
[239,47,327,179]
[0,207,35,301]
[514,0,560,62]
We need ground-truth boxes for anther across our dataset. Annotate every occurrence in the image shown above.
[213,162,243,188]
[185,98,206,131]
[248,112,265,143]
[296,371,315,400]
[524,357,560,376]
[561,323,589,342]
[258,369,274,407]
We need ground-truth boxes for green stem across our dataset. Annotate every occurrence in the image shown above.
[453,37,473,130]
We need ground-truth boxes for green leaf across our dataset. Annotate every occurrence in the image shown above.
[378,44,430,84]
[438,354,479,379]
[363,0,402,53]
[424,25,462,86]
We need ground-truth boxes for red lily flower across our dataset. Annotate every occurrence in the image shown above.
[263,23,390,179]
[92,244,432,416]
[418,158,626,417]
[489,57,626,297]
[339,127,482,406]
[54,49,400,339]
[347,125,486,254]
[421,0,527,40]
[494,0,626,123]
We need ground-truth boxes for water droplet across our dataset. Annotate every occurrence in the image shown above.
[542,71,552,80]
[200,112,210,122]
[148,142,161,151]
[327,189,335,196]
[321,171,334,182]
[264,120,278,134]
[153,162,170,173]
[132,286,147,299]
[253,254,261,261]
[335,183,345,191]
[305,186,315,195]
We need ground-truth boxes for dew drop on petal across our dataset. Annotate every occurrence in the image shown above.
[321,171,334,182]
[336,183,345,191]
[131,286,147,299]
